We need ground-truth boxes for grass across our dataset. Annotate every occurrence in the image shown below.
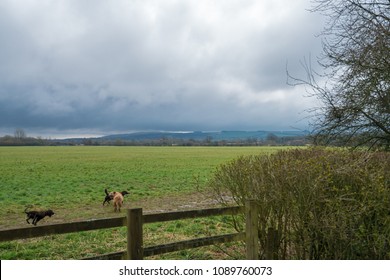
[0,146,286,259]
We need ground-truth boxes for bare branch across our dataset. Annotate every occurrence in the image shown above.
[289,0,390,149]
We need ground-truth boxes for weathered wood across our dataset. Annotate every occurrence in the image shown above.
[143,232,245,257]
[0,217,126,242]
[266,227,280,260]
[245,200,259,260]
[143,206,243,224]
[82,251,126,260]
[127,208,143,260]
[82,233,246,260]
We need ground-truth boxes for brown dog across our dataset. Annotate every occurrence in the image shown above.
[103,189,129,206]
[25,207,55,226]
[112,192,124,212]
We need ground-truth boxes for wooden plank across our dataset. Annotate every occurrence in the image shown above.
[143,232,245,257]
[0,217,126,242]
[82,251,126,260]
[83,232,245,259]
[144,206,244,224]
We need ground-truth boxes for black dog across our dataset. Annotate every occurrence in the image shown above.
[103,189,130,206]
[25,207,55,226]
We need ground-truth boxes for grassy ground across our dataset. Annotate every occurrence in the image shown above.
[0,146,286,259]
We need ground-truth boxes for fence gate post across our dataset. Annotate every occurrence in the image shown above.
[245,200,259,260]
[126,208,143,260]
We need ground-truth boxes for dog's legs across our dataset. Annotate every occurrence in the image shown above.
[33,215,42,226]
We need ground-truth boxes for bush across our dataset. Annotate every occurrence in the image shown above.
[208,148,390,259]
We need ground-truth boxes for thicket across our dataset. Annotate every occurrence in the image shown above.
[208,148,390,259]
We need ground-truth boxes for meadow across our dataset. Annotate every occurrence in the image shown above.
[0,146,285,259]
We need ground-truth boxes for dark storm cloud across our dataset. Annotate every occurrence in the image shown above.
[0,0,324,137]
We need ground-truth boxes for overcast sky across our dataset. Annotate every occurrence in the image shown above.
[0,0,325,138]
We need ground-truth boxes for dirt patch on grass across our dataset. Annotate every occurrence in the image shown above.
[0,190,225,230]
[133,191,223,212]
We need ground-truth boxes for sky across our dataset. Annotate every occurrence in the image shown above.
[0,0,325,139]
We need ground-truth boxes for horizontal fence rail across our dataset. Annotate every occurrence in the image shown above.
[144,232,246,258]
[143,206,243,224]
[0,217,126,242]
[83,232,246,260]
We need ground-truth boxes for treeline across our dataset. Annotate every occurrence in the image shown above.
[0,134,310,146]
[80,135,309,146]
[0,135,47,146]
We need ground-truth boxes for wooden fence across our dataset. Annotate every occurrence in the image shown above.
[0,200,262,260]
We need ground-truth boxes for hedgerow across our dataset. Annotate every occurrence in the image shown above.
[208,148,390,259]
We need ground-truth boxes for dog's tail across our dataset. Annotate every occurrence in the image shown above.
[105,188,109,196]
[24,205,33,213]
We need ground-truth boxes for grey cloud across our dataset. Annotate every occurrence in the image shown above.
[0,0,324,137]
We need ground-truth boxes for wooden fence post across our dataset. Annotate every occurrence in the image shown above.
[245,200,259,260]
[266,227,279,260]
[126,208,143,260]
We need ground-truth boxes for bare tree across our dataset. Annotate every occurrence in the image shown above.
[289,0,390,149]
[14,128,26,140]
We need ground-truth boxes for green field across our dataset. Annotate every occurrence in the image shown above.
[0,146,285,259]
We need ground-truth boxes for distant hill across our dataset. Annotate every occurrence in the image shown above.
[1,130,310,146]
[97,130,309,141]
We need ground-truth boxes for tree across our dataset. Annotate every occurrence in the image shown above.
[289,0,390,149]
[266,133,279,144]
[14,128,26,140]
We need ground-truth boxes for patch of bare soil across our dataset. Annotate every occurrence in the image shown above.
[1,191,227,230]
[132,191,223,213]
